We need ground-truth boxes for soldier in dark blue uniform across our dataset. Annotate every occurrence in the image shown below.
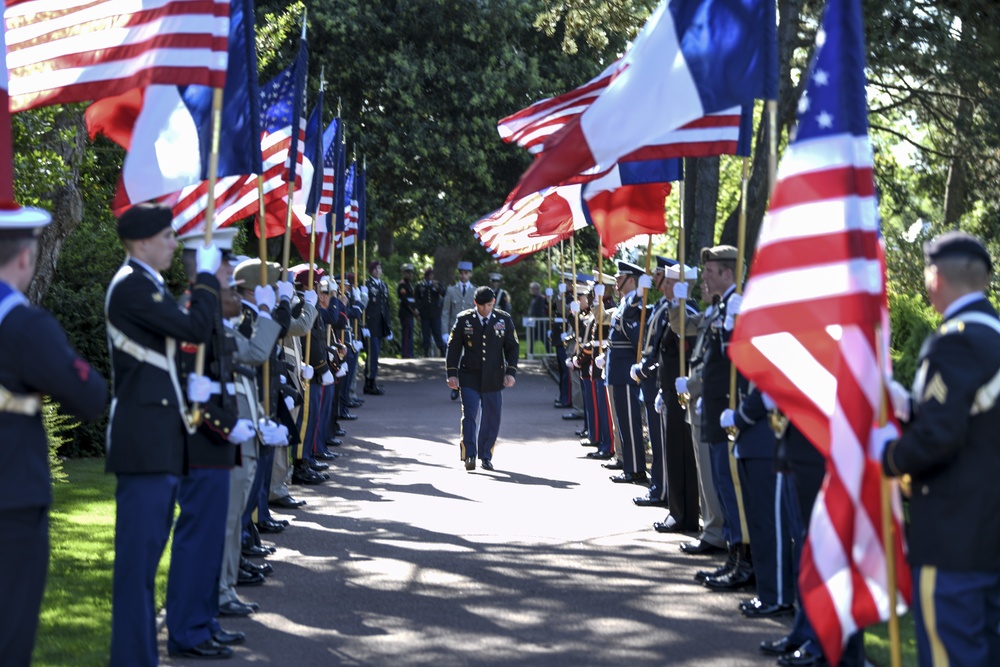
[0,202,106,667]
[397,263,417,358]
[105,203,221,666]
[602,261,651,485]
[445,286,519,471]
[631,257,674,506]
[363,260,392,394]
[415,267,446,357]
[877,232,1000,667]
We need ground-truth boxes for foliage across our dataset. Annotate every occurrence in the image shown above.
[42,397,72,483]
[35,458,173,667]
[887,291,937,389]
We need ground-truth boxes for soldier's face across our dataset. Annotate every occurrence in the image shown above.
[701,261,733,299]
[222,286,242,318]
[459,270,472,283]
[475,300,495,318]
[139,227,178,272]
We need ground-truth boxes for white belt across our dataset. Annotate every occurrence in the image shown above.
[107,323,169,371]
[0,385,41,416]
[209,382,237,395]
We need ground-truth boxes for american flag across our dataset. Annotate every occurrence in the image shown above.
[214,39,309,230]
[4,0,230,113]
[0,17,13,198]
[727,0,910,662]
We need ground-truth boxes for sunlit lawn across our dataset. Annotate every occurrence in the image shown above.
[865,616,917,666]
[34,458,173,667]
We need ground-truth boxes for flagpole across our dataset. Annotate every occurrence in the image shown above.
[876,323,903,667]
[547,246,553,354]
[298,207,319,444]
[768,100,778,197]
[255,176,271,416]
[190,86,225,427]
[635,235,653,364]
[559,239,567,341]
[571,233,579,345]
[727,155,751,544]
[596,237,604,350]
[677,180,689,400]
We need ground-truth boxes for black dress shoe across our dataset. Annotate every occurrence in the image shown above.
[218,600,255,617]
[633,495,668,507]
[339,412,358,420]
[256,520,285,534]
[553,402,573,408]
[464,457,475,470]
[315,449,339,459]
[348,399,364,408]
[742,600,794,618]
[241,544,270,558]
[562,412,583,420]
[169,639,234,659]
[586,451,613,460]
[450,389,459,401]
[580,439,596,447]
[240,558,273,576]
[777,647,827,666]
[703,562,755,590]
[212,629,246,646]
[653,518,683,533]
[324,438,343,448]
[368,385,385,395]
[333,428,347,437]
[480,459,494,471]
[309,460,330,472]
[237,569,265,586]
[291,469,326,485]
[680,539,726,555]
[602,460,624,470]
[269,495,306,509]
[574,429,588,437]
[759,636,802,656]
[609,472,648,484]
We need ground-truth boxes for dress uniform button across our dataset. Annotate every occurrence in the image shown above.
[161,398,168,406]
[921,485,929,495]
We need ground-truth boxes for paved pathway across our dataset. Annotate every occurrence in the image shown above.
[161,358,792,666]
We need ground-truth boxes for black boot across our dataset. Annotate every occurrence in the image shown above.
[695,544,738,583]
[704,544,755,590]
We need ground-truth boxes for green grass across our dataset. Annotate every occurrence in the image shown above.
[34,458,173,667]
[865,614,917,666]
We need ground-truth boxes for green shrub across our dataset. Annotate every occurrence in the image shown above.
[887,291,938,388]
[42,397,73,483]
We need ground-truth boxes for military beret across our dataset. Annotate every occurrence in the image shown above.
[0,200,51,239]
[615,260,645,278]
[117,202,173,240]
[665,263,698,280]
[368,259,381,272]
[457,261,473,272]
[178,226,237,258]
[474,286,495,304]
[655,256,678,270]
[924,231,992,272]
[700,245,738,263]
[233,258,281,286]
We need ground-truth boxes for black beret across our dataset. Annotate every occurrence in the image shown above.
[924,231,992,272]
[117,203,173,240]
[700,245,738,263]
[474,286,495,305]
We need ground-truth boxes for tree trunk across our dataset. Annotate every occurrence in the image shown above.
[942,95,971,227]
[27,110,86,304]
[433,245,469,287]
[684,156,720,257]
[375,225,394,259]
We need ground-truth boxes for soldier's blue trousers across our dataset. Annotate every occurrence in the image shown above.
[366,335,382,380]
[167,468,230,652]
[110,473,179,667]
[593,375,614,454]
[556,346,571,404]
[460,386,502,462]
[641,376,667,499]
[609,383,644,474]
[0,506,47,667]
[913,567,1000,667]
[709,440,746,545]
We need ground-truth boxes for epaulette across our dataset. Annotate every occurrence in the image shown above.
[938,320,965,335]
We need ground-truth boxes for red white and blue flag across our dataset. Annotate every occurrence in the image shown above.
[728,0,910,662]
[5,0,230,113]
[509,0,775,200]
[0,17,13,198]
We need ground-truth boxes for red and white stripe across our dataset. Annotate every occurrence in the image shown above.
[0,17,13,198]
[4,0,229,112]
[729,132,910,664]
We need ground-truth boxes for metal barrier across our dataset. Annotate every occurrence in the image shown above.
[521,316,562,360]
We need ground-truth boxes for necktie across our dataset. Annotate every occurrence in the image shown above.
[481,318,487,328]
[462,284,466,297]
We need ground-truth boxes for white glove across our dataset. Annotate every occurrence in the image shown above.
[594,284,605,297]
[673,282,688,300]
[654,390,665,414]
[594,354,606,369]
[186,374,212,403]
[386,331,394,341]
[558,282,567,294]
[301,364,314,381]
[196,243,222,274]
[629,363,642,382]
[227,418,255,444]
[259,420,287,446]
[442,334,449,347]
[695,397,702,415]
[362,328,370,339]
[276,280,294,302]
[545,287,554,297]
[352,287,361,300]
[303,289,318,306]
[637,274,653,291]
[868,423,899,462]
[888,379,911,422]
[724,294,743,331]
[352,340,363,352]
[720,408,735,429]
[360,285,369,298]
[320,370,334,385]
[561,332,573,343]
[565,357,574,369]
[335,364,347,378]
[569,301,580,314]
[284,395,295,412]
[572,357,580,369]
[254,285,276,312]
[675,376,688,395]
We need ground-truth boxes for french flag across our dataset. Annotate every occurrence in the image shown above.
[511,0,775,200]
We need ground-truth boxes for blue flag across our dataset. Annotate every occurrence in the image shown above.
[303,89,325,217]
[357,162,367,242]
[260,38,309,183]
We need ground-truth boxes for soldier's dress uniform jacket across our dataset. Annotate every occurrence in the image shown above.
[0,280,106,667]
[441,281,477,335]
[446,308,519,393]
[605,289,647,475]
